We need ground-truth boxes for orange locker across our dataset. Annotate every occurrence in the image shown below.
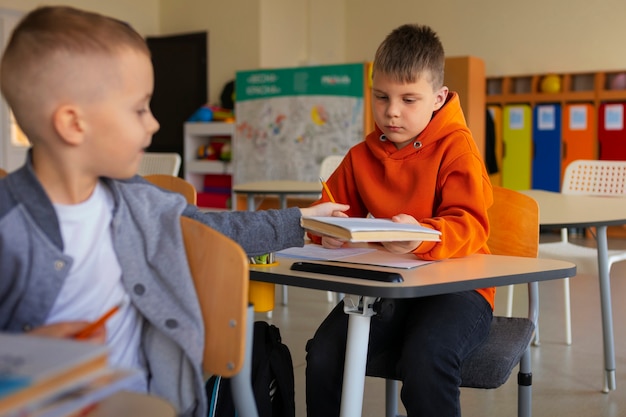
[562,103,596,179]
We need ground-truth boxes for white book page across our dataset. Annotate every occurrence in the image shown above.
[276,245,434,269]
[276,245,377,260]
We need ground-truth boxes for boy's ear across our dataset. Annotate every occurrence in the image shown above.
[52,105,86,146]
[433,86,449,111]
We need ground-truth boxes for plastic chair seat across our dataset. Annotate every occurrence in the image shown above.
[366,316,535,389]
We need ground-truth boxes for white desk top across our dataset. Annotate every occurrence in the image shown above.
[520,189,626,228]
[250,254,576,298]
[233,180,321,194]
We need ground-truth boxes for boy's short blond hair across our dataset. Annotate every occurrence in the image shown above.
[0,6,150,141]
[372,23,445,89]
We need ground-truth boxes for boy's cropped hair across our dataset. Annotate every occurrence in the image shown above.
[0,6,149,139]
[373,23,445,88]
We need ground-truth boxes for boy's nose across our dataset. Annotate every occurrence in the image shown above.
[149,113,160,134]
[386,102,400,118]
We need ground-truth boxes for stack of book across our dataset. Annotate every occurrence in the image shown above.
[0,333,136,417]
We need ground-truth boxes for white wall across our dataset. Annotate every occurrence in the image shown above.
[0,0,159,35]
[160,0,345,106]
[345,0,626,76]
[159,0,261,107]
[2,1,626,112]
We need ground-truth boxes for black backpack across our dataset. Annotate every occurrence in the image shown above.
[206,321,295,417]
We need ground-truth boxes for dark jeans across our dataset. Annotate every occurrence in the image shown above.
[305,291,492,417]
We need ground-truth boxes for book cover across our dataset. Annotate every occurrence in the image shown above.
[301,216,441,242]
[30,368,138,417]
[0,333,109,415]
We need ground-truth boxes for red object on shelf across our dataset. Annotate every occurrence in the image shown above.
[197,192,231,209]
[203,174,232,189]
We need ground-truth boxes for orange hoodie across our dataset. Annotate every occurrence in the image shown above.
[310,92,495,308]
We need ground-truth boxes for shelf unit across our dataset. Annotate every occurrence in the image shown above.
[184,122,234,209]
[487,71,626,108]
[486,70,626,171]
[487,70,626,237]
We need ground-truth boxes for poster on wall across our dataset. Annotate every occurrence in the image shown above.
[234,63,366,185]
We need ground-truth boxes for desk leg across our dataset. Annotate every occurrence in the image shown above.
[246,194,255,212]
[597,225,616,392]
[231,305,259,417]
[340,296,376,417]
[279,195,289,306]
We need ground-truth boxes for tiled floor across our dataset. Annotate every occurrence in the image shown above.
[254,231,626,416]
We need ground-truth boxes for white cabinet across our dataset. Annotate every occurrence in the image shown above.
[184,122,234,208]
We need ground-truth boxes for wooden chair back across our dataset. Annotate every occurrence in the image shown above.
[144,174,197,205]
[487,186,539,258]
[180,217,249,377]
[0,168,7,178]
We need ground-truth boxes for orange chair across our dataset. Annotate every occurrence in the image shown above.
[144,174,197,205]
[181,217,258,416]
[366,186,540,417]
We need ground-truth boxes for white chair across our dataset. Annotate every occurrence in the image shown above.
[319,155,345,303]
[138,152,181,176]
[511,159,626,345]
[319,155,344,183]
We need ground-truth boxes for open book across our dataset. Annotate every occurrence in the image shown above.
[301,216,441,243]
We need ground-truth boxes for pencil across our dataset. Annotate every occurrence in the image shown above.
[319,177,336,203]
[74,303,122,340]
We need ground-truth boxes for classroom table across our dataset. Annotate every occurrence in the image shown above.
[233,180,322,306]
[232,180,321,212]
[521,189,626,393]
[250,253,576,417]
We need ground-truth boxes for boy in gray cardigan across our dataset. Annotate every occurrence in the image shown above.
[0,6,347,417]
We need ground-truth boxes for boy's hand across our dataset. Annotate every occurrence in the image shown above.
[321,235,346,249]
[301,203,349,248]
[381,213,423,254]
[300,202,349,218]
[28,321,106,344]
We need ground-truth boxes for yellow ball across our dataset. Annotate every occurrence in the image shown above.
[540,74,561,93]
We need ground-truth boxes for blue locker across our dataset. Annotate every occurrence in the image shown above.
[532,104,562,191]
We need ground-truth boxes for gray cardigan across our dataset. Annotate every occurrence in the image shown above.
[0,159,305,417]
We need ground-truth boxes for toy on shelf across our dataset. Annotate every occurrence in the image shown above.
[610,72,626,90]
[187,105,235,123]
[196,138,231,162]
[540,74,561,93]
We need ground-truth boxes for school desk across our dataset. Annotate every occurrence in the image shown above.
[521,189,626,392]
[250,253,575,417]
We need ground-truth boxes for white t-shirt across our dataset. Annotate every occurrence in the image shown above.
[48,181,147,392]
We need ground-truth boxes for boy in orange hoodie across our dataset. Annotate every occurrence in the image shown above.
[305,24,494,416]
